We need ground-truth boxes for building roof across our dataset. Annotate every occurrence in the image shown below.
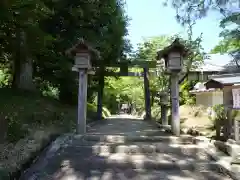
[208,73,240,85]
[193,54,233,72]
[210,77,240,85]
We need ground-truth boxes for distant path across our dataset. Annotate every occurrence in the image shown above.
[86,114,165,136]
[20,115,232,180]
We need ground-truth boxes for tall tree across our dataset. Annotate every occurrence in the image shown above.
[33,0,130,104]
[0,0,52,90]
[211,11,240,67]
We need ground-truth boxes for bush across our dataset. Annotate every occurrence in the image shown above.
[0,69,10,88]
[151,105,161,121]
[208,104,226,122]
[208,104,238,139]
[87,103,97,112]
[208,104,238,123]
[0,88,78,142]
[180,80,196,105]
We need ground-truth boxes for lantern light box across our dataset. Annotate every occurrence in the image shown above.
[66,38,100,70]
[74,52,91,69]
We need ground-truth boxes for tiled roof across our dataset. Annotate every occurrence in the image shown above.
[208,74,240,85]
[211,77,240,85]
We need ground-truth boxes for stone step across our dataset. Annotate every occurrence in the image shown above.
[81,153,221,171]
[87,143,212,160]
[31,168,232,180]
[59,147,218,171]
[83,134,195,144]
[44,152,232,180]
[180,170,232,180]
[87,129,170,137]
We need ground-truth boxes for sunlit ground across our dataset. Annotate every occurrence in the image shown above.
[105,114,143,120]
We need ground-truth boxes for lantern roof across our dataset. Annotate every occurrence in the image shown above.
[156,38,189,60]
[66,38,100,58]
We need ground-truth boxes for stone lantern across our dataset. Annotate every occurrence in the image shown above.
[66,38,100,71]
[156,38,189,136]
[157,38,188,73]
[66,38,100,134]
[157,91,169,126]
[158,92,168,105]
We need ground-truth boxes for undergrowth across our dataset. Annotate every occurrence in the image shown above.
[0,88,111,178]
[0,88,110,142]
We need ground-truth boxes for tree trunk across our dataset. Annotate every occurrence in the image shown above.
[143,67,151,120]
[215,120,221,140]
[97,67,105,120]
[13,57,34,90]
[151,91,155,106]
[12,30,34,91]
[59,76,76,105]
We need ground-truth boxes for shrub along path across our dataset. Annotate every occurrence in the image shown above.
[20,115,232,180]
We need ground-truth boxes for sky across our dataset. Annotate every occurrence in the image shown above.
[124,0,232,67]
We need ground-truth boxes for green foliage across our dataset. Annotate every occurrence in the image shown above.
[0,69,10,87]
[165,0,238,25]
[35,0,130,104]
[102,107,111,118]
[0,88,99,142]
[180,80,196,105]
[135,36,171,94]
[132,36,172,115]
[166,0,239,67]
[87,103,97,113]
[211,11,240,66]
[151,105,161,121]
[0,0,130,106]
[103,76,144,114]
[133,34,204,115]
[40,82,59,99]
[209,104,227,124]
[207,104,238,132]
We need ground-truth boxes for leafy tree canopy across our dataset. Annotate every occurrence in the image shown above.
[165,0,239,66]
